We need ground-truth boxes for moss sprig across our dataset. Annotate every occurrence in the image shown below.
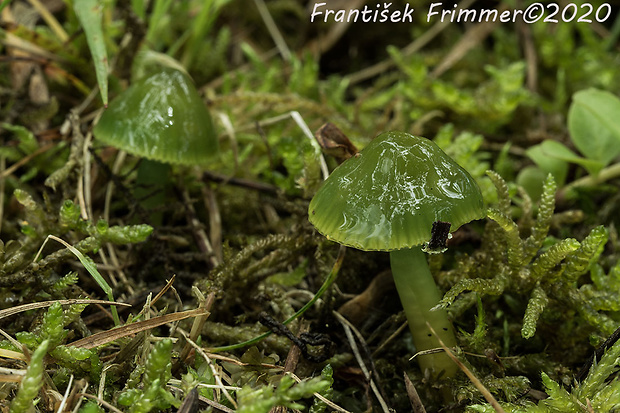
[201,232,314,295]
[1,195,152,290]
[117,338,177,412]
[236,374,331,413]
[468,332,620,412]
[439,172,615,340]
[10,340,49,413]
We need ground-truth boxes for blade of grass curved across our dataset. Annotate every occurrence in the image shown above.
[70,307,208,349]
[38,235,120,326]
[74,0,108,106]
[0,299,130,321]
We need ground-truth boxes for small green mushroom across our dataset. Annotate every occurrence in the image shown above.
[93,53,218,223]
[308,131,484,378]
[93,64,217,166]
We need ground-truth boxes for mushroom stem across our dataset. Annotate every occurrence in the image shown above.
[390,247,458,378]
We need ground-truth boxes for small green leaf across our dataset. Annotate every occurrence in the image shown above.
[568,88,620,166]
[529,140,604,179]
[525,142,569,185]
[59,200,82,229]
[73,0,108,106]
[516,166,547,201]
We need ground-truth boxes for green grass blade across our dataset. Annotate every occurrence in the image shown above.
[42,235,120,326]
[73,0,109,106]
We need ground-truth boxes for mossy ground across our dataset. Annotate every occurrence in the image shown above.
[1,1,620,412]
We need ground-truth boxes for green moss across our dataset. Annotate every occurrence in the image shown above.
[10,340,49,413]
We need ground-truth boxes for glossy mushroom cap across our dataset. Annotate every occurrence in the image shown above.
[94,68,217,166]
[308,131,485,251]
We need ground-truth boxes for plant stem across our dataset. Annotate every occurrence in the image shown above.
[558,162,620,201]
[390,248,458,378]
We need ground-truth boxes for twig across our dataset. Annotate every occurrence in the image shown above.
[180,186,218,268]
[426,322,506,413]
[372,320,408,358]
[333,311,391,413]
[78,393,123,413]
[516,0,538,92]
[179,331,238,408]
[430,4,507,78]
[202,170,280,195]
[0,142,56,179]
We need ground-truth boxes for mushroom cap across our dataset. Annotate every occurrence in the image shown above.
[308,131,485,251]
[93,68,217,166]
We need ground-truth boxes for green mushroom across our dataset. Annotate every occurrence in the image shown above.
[308,131,485,378]
[93,58,217,166]
[93,52,218,223]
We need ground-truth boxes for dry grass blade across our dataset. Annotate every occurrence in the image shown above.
[0,299,131,321]
[306,0,365,55]
[0,367,26,382]
[430,4,509,78]
[55,374,74,413]
[176,386,199,413]
[426,322,506,413]
[179,330,238,408]
[0,142,56,179]
[403,372,427,413]
[333,311,390,413]
[78,393,123,413]
[345,0,477,85]
[0,156,4,234]
[25,0,69,42]
[177,288,214,366]
[69,307,208,349]
[253,0,291,61]
[150,274,175,307]
[0,348,27,361]
[289,372,353,413]
[197,394,235,413]
[2,31,66,62]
